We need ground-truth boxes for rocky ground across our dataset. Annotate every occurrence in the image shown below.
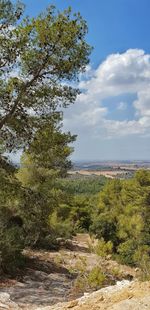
[0,234,149,310]
[1,279,150,310]
[39,280,150,310]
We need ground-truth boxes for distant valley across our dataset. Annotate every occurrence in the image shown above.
[69,160,150,179]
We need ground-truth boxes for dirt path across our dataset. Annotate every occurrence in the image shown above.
[0,234,135,309]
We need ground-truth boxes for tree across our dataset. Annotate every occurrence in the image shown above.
[0,0,91,153]
[0,0,92,270]
[17,116,76,188]
[15,117,76,247]
[0,161,25,272]
[16,117,76,208]
[90,170,150,267]
[0,159,56,269]
[90,179,123,246]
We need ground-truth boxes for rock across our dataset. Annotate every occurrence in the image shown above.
[15,282,25,288]
[0,293,10,303]
[0,292,20,309]
[67,300,78,308]
[84,292,89,297]
[0,302,9,309]
[98,295,104,301]
[0,234,148,310]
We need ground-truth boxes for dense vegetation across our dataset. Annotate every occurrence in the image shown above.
[0,0,91,272]
[55,175,106,195]
[90,170,150,278]
[0,1,150,281]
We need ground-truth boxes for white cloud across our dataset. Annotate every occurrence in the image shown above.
[64,49,150,139]
[134,90,150,117]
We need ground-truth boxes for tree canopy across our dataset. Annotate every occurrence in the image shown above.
[0,0,92,272]
[0,0,91,153]
[90,170,150,270]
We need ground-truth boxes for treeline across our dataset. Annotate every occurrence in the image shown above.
[90,169,150,276]
[55,176,106,195]
[56,170,150,273]
[1,150,150,275]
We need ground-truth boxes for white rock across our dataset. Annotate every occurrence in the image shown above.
[0,293,10,303]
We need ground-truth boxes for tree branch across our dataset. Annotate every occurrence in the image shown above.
[0,71,41,130]
[0,35,64,131]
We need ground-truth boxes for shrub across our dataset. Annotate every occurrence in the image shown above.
[49,211,73,240]
[0,226,25,273]
[133,246,150,281]
[0,166,25,273]
[117,240,137,265]
[94,238,113,258]
[87,266,106,289]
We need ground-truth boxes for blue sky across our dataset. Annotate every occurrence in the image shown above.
[16,0,150,161]
[23,0,150,63]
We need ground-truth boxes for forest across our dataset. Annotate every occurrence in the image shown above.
[0,0,150,284]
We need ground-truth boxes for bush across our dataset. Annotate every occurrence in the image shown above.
[117,240,137,265]
[88,266,106,289]
[0,166,25,273]
[72,261,105,293]
[0,226,25,273]
[90,213,118,246]
[133,246,150,281]
[49,211,73,240]
[90,170,150,275]
[94,238,113,258]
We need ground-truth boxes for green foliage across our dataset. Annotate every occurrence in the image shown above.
[0,0,24,28]
[87,266,106,289]
[69,195,93,232]
[0,1,91,152]
[16,118,76,188]
[70,256,106,293]
[0,1,92,273]
[49,211,73,239]
[48,178,102,236]
[56,176,106,195]
[46,194,95,238]
[91,170,150,269]
[16,118,77,247]
[133,246,150,281]
[0,160,52,270]
[94,238,113,258]
[117,240,137,265]
[72,260,106,293]
[0,225,25,273]
[53,177,104,234]
[2,5,150,282]
[0,163,24,272]
[90,179,122,246]
[90,213,117,245]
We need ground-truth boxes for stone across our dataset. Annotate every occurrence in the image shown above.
[0,302,9,309]
[67,300,78,308]
[0,293,10,303]
[98,295,104,301]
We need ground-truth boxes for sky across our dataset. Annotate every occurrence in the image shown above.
[13,0,150,161]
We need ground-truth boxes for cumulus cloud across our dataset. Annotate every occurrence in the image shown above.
[64,49,150,139]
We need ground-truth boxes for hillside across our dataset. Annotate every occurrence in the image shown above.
[40,281,150,310]
[0,234,147,310]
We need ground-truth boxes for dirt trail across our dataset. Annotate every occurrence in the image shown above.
[0,234,136,309]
